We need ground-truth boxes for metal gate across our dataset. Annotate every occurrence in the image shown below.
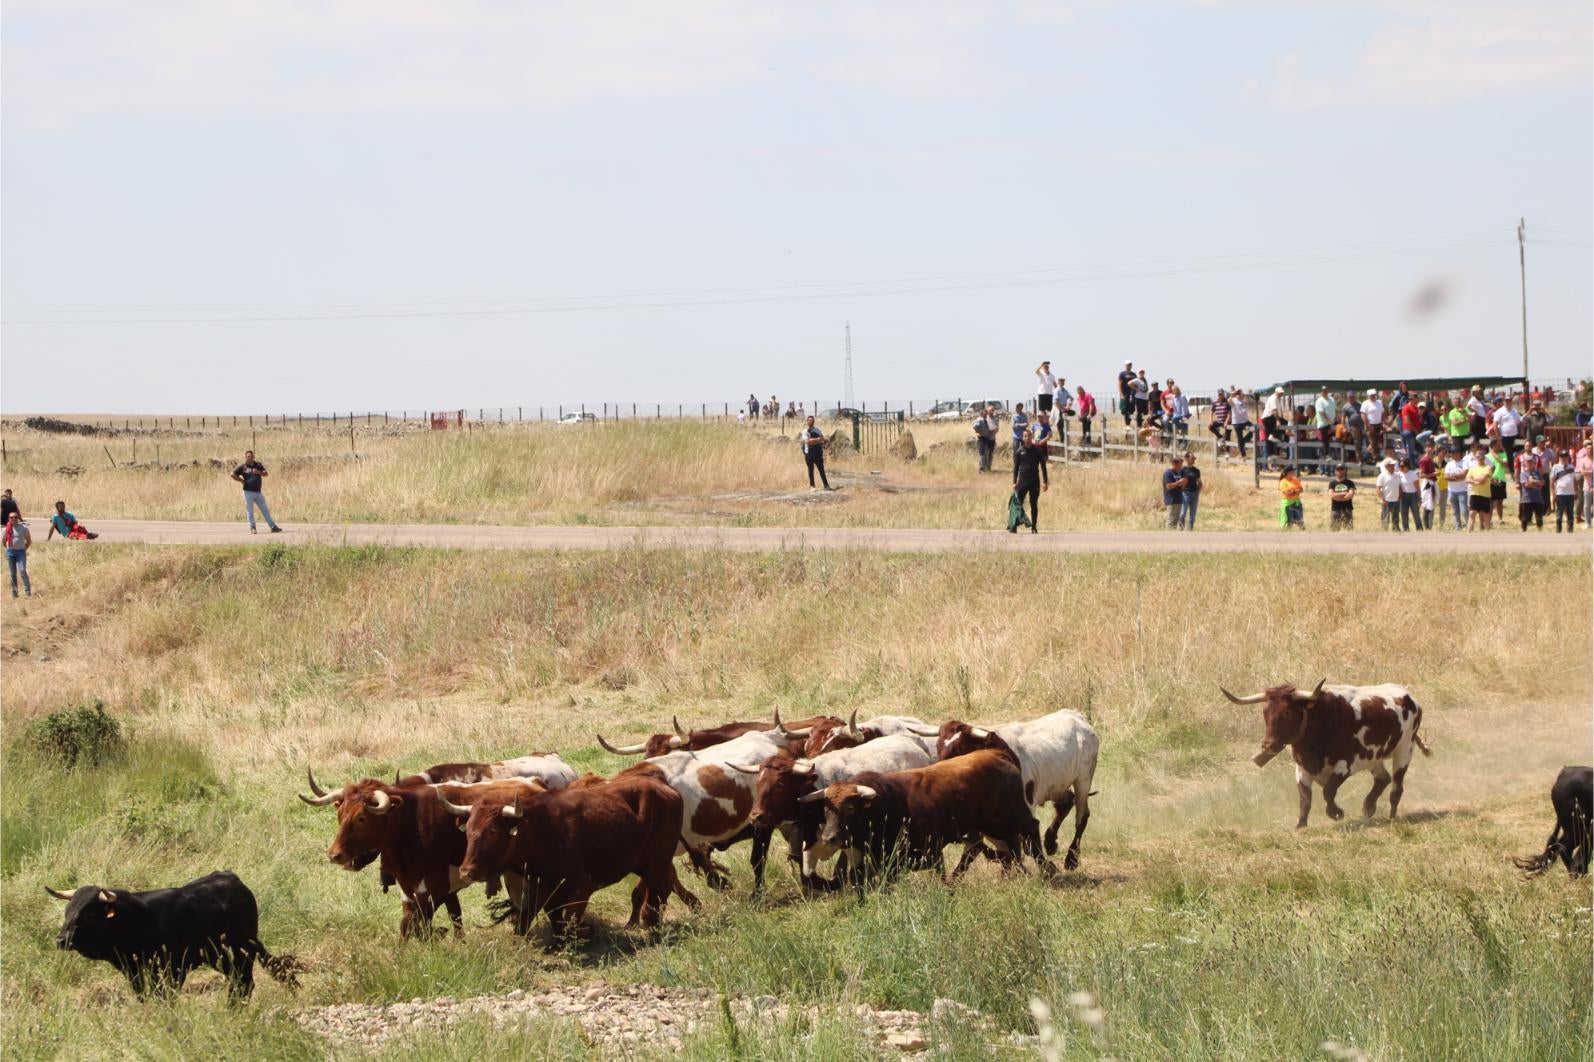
[851,410,906,453]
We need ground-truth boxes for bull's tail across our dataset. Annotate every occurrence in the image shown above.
[485,898,519,925]
[250,942,305,988]
[1413,732,1433,757]
[1514,822,1566,878]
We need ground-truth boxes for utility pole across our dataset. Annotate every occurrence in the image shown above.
[1518,217,1529,390]
[843,321,855,409]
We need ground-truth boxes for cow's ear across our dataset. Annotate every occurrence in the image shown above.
[388,794,405,808]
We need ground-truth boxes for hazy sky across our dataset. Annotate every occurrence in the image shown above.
[3,1,1590,414]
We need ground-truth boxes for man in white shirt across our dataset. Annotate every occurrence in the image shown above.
[1261,387,1285,461]
[1490,396,1522,462]
[1443,450,1469,530]
[1375,458,1403,531]
[1034,362,1057,415]
[1313,387,1337,473]
[1466,386,1489,441]
[1360,388,1386,461]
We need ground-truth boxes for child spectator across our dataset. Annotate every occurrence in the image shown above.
[1517,458,1547,531]
[1278,466,1304,528]
[1327,464,1356,530]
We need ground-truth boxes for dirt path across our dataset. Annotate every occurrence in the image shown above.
[79,519,1592,555]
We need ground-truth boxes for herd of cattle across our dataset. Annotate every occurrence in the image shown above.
[46,681,1592,1000]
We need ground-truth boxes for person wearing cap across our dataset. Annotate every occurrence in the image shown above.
[1261,387,1285,462]
[1522,399,1550,446]
[1375,458,1403,531]
[1278,465,1304,528]
[1327,463,1356,530]
[1117,360,1137,427]
[1162,453,1187,529]
[1034,361,1056,415]
[1516,450,1547,531]
[1360,388,1386,462]
[1466,386,1489,442]
[1490,395,1522,462]
[1550,449,1577,532]
[1131,370,1150,429]
[1312,386,1336,474]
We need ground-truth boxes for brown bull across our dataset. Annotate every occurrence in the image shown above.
[596,712,836,759]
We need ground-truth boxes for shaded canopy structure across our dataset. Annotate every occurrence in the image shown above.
[1252,375,1523,397]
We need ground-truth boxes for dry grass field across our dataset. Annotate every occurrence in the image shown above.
[1,417,1299,532]
[2,542,1590,1059]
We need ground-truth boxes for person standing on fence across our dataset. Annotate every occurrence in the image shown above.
[1131,371,1151,428]
[1327,464,1356,530]
[1466,385,1489,442]
[1312,387,1336,474]
[1034,362,1056,416]
[231,450,282,534]
[4,511,32,598]
[1443,398,1470,453]
[1077,387,1096,447]
[1178,450,1202,529]
[1338,393,1365,465]
[973,405,998,473]
[1169,385,1190,445]
[1360,389,1386,460]
[1209,390,1231,455]
[1490,396,1522,463]
[1162,454,1187,529]
[1261,387,1285,461]
[1230,390,1252,459]
[799,416,831,491]
[1398,396,1423,462]
[1011,428,1048,533]
[1443,447,1468,530]
[1118,361,1137,427]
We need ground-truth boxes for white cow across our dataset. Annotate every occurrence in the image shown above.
[910,709,1099,868]
[403,754,579,790]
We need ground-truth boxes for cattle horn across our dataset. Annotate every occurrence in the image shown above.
[1294,678,1327,703]
[667,734,687,750]
[846,709,860,736]
[798,789,829,804]
[905,724,940,737]
[970,726,990,740]
[438,794,473,817]
[45,886,75,901]
[673,715,689,739]
[791,760,816,776]
[306,765,329,798]
[852,786,877,802]
[98,889,116,904]
[367,790,392,815]
[726,761,762,775]
[500,801,523,820]
[596,734,647,756]
[1220,688,1266,706]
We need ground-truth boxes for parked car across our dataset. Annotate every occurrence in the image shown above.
[926,401,969,421]
[965,400,1008,420]
[556,411,598,426]
[818,407,863,421]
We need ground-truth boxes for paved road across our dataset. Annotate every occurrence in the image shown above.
[85,519,1592,555]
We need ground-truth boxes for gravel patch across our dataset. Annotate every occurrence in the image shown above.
[296,982,982,1053]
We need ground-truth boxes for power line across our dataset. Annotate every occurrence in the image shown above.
[0,233,1524,327]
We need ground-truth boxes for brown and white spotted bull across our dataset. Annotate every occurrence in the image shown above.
[597,715,836,760]
[799,748,1057,891]
[298,768,544,937]
[1221,680,1432,828]
[441,764,699,947]
[396,754,577,789]
[796,709,930,758]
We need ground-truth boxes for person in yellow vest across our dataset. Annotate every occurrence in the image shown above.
[1278,465,1304,529]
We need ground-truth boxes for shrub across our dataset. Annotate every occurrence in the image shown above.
[22,700,125,768]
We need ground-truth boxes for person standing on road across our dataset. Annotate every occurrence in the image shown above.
[973,405,998,473]
[1178,450,1202,529]
[799,416,831,491]
[1327,464,1356,530]
[1162,455,1187,529]
[1034,362,1056,416]
[1011,428,1048,533]
[232,450,283,533]
[4,511,32,598]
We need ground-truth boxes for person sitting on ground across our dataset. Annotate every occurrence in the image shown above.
[45,500,97,541]
[1327,464,1356,530]
[1162,455,1187,529]
[1278,466,1304,528]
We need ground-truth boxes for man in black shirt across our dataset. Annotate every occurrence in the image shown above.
[1118,360,1137,427]
[231,450,282,534]
[1178,451,1202,529]
[800,417,831,491]
[1327,464,1356,530]
[0,489,19,526]
[1011,429,1049,533]
[1162,455,1187,528]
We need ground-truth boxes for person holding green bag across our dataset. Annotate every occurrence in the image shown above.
[1009,428,1048,533]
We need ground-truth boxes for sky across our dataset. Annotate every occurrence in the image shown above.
[2,0,1590,414]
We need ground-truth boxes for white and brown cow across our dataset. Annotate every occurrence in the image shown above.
[397,754,578,789]
[1222,680,1431,828]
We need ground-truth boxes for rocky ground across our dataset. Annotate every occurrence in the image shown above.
[295,982,999,1054]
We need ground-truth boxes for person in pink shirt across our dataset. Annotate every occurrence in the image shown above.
[1578,440,1593,528]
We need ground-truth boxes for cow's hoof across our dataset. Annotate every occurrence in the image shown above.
[1043,836,1059,857]
[1295,820,1309,830]
[1063,852,1080,871]
[1326,807,1344,821]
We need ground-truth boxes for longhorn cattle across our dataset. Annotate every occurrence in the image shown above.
[734,734,937,887]
[915,709,1099,869]
[444,764,698,946]
[396,753,577,788]
[46,871,300,1000]
[299,768,544,936]
[800,710,930,758]
[799,749,1057,890]
[1514,766,1592,877]
[1221,680,1431,828]
[597,714,836,759]
[631,728,790,891]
